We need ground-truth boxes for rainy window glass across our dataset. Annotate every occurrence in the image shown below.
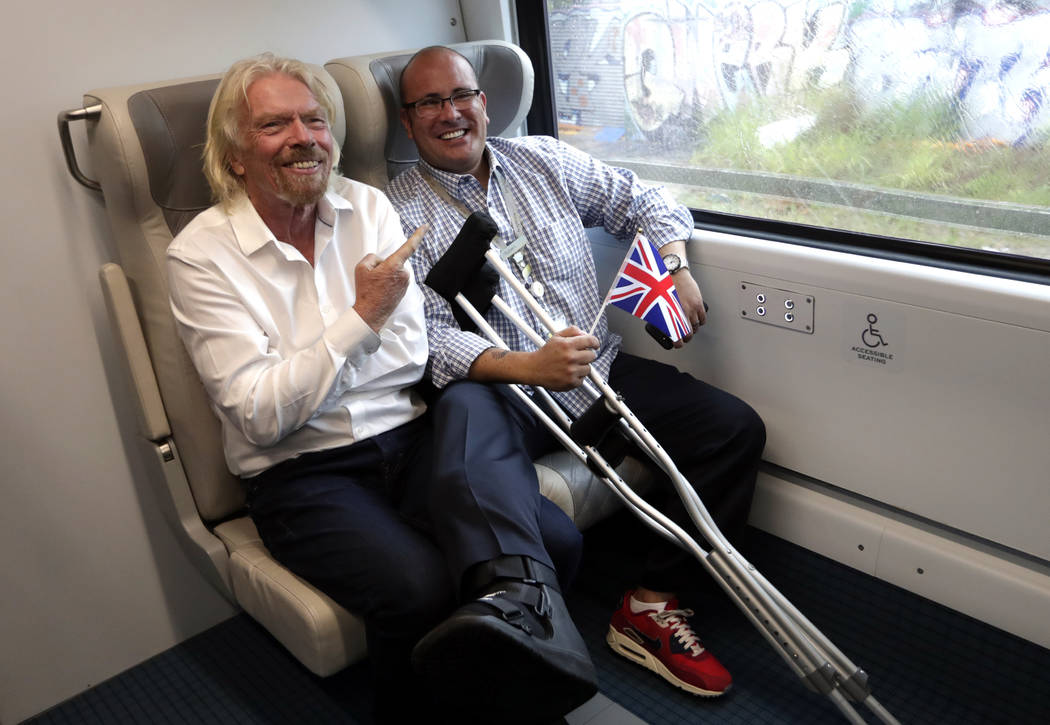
[546,0,1050,261]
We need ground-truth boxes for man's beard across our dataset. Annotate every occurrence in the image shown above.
[274,151,330,206]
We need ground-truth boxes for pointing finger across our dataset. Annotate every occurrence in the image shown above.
[385,224,429,267]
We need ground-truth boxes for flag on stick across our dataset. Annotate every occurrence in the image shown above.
[591,231,690,342]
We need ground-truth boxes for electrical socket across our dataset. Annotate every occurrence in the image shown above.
[739,282,814,333]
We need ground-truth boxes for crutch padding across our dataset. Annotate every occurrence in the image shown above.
[424,210,500,332]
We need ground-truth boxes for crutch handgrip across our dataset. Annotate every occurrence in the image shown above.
[569,396,621,447]
[570,395,632,470]
[425,211,500,331]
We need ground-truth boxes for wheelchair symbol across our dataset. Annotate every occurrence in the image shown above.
[861,314,888,348]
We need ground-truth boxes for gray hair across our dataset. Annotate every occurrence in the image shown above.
[203,53,341,208]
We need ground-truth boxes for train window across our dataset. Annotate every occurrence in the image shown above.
[534,0,1050,269]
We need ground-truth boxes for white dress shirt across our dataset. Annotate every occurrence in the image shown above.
[167,177,427,476]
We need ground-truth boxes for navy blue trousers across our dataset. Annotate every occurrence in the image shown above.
[421,351,765,595]
[605,352,766,592]
[247,381,582,706]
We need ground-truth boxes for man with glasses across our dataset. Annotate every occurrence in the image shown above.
[387,45,766,702]
[168,53,597,723]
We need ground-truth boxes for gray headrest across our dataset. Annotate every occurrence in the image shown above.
[128,79,218,235]
[123,65,347,237]
[326,41,534,188]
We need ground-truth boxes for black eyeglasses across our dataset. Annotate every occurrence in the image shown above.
[402,89,482,118]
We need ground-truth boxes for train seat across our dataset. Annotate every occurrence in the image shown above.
[76,46,649,680]
[84,67,365,677]
[325,39,654,523]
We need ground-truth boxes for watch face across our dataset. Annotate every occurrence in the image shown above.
[662,253,681,273]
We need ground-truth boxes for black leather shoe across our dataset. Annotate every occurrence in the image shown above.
[412,556,598,723]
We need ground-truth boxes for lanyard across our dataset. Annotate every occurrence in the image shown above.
[419,163,528,257]
[418,163,560,324]
[490,166,527,258]
[419,164,472,219]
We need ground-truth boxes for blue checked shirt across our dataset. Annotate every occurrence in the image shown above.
[385,135,693,417]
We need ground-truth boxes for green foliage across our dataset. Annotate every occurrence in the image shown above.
[689,86,1050,207]
[662,182,1050,260]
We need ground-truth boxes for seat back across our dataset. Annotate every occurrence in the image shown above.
[86,67,347,524]
[325,40,533,187]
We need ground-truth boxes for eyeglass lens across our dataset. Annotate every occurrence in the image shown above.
[415,91,478,117]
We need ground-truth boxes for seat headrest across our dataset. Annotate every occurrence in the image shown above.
[108,65,346,238]
[326,40,534,188]
[127,79,220,235]
[83,63,344,522]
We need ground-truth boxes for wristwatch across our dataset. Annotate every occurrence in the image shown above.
[661,253,684,274]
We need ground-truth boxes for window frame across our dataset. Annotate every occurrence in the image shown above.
[514,0,1050,286]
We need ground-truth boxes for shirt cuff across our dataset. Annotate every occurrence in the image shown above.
[324,307,382,367]
[651,224,693,249]
[433,331,496,387]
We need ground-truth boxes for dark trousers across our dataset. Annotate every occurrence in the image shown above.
[424,351,765,595]
[606,352,766,593]
[247,381,582,715]
[456,350,765,595]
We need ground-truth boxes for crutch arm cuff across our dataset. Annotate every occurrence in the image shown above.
[424,211,499,303]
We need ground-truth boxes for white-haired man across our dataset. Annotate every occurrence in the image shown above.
[167,53,597,723]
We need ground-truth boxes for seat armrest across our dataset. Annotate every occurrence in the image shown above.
[100,263,170,441]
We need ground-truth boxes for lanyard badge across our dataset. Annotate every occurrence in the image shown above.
[492,167,546,301]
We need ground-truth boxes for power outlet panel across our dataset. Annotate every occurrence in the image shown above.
[739,281,814,333]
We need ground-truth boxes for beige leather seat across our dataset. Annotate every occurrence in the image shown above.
[72,43,647,680]
[83,66,366,677]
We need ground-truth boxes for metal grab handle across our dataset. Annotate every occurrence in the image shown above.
[58,104,102,191]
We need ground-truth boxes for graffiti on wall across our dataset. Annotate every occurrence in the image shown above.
[550,0,1050,146]
[549,6,626,128]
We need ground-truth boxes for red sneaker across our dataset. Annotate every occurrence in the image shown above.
[606,591,732,696]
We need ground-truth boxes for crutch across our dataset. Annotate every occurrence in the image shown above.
[424,212,900,725]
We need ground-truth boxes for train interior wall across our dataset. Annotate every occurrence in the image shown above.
[0,1,491,722]
[7,0,1048,722]
[593,228,1050,652]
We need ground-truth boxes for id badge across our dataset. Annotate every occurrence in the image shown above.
[501,233,528,260]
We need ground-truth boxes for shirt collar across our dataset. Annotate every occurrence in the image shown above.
[227,187,352,257]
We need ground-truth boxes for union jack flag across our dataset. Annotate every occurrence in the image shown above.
[604,232,690,342]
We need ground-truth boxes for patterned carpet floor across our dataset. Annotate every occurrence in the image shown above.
[25,523,1050,724]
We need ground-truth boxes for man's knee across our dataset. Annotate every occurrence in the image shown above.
[430,380,498,421]
[737,401,766,457]
[375,557,456,626]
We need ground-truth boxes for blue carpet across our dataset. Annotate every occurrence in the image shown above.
[24,527,1050,724]
[574,520,1050,724]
